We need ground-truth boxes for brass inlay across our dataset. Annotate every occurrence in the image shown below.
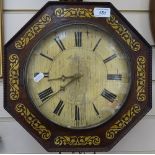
[54,136,100,146]
[106,15,141,52]
[16,104,51,140]
[9,54,19,101]
[106,104,141,140]
[15,14,51,50]
[137,56,146,101]
[55,8,94,18]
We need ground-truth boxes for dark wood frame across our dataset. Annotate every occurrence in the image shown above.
[4,1,152,152]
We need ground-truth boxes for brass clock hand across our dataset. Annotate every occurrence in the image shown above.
[39,74,83,107]
[60,73,83,91]
[48,73,82,82]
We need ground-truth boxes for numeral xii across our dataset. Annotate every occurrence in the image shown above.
[75,32,82,47]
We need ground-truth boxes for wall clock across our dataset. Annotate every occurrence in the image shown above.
[150,0,155,42]
[4,0,152,152]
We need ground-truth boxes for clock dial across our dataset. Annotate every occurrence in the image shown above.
[26,24,131,129]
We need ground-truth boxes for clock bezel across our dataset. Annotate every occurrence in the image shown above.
[24,22,133,130]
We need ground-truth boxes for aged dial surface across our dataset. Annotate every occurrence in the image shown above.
[26,24,131,129]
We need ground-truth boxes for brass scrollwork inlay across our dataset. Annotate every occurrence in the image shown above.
[137,56,146,101]
[106,15,141,52]
[54,136,100,146]
[106,104,141,140]
[15,14,52,50]
[16,104,51,140]
[9,54,19,101]
[55,8,94,18]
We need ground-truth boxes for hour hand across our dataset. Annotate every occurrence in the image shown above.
[39,74,83,107]
[48,73,82,82]
[60,73,83,90]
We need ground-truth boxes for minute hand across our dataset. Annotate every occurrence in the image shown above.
[48,75,76,82]
[60,74,82,91]
[48,73,82,82]
[39,75,83,107]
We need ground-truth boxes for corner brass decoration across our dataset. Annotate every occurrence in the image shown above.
[9,54,19,101]
[55,8,94,18]
[106,15,141,52]
[54,136,100,146]
[16,104,51,140]
[15,14,52,50]
[106,104,141,140]
[137,56,146,102]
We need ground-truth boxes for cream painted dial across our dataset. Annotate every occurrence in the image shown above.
[26,24,131,129]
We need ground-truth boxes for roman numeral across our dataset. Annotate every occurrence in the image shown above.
[38,87,53,102]
[53,100,65,116]
[55,37,66,51]
[40,53,53,61]
[93,103,99,115]
[93,38,102,51]
[34,72,49,78]
[103,54,117,64]
[75,105,80,121]
[75,32,82,47]
[101,89,117,103]
[107,74,122,80]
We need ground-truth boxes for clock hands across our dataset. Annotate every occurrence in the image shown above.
[60,73,83,90]
[48,73,82,82]
[39,73,83,107]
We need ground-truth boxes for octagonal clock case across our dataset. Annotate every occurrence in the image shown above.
[4,1,152,152]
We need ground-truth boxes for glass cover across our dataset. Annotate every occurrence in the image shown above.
[26,24,131,129]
